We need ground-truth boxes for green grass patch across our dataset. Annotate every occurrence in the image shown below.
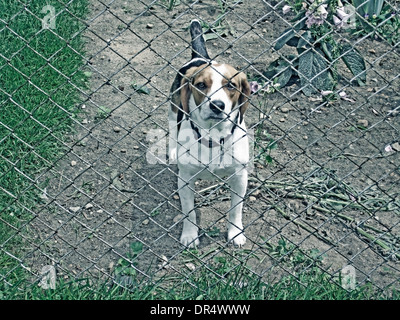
[3,241,398,300]
[2,254,398,300]
[0,0,88,290]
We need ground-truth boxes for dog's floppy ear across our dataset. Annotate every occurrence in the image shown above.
[180,65,203,115]
[238,72,251,123]
[180,74,191,116]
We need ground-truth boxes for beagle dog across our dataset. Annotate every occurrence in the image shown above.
[169,20,251,247]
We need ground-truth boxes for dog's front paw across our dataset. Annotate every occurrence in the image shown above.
[228,229,246,247]
[180,233,200,248]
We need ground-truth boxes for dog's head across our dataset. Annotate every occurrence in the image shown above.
[180,63,250,130]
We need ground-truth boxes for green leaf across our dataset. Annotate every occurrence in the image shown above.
[206,226,220,237]
[130,241,143,255]
[274,16,307,51]
[291,10,307,23]
[287,55,299,67]
[275,65,293,88]
[264,57,295,88]
[263,58,281,79]
[298,50,335,96]
[132,82,150,94]
[117,258,128,267]
[264,54,300,89]
[138,86,150,94]
[268,140,278,150]
[292,17,306,31]
[203,32,219,41]
[286,36,299,47]
[353,0,384,17]
[340,44,366,86]
[265,155,273,163]
[297,31,313,51]
[321,42,334,61]
[274,28,295,51]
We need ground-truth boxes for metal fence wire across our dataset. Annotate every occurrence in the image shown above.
[1,0,400,297]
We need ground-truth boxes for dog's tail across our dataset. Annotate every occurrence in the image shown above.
[190,19,210,60]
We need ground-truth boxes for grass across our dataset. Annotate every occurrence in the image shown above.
[0,0,88,292]
[2,242,399,300]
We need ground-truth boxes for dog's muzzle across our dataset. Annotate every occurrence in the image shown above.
[210,100,225,114]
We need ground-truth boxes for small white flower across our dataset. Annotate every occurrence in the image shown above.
[335,5,356,29]
[339,91,356,102]
[321,90,333,96]
[318,4,328,19]
[336,8,348,20]
[333,15,343,27]
[282,5,292,14]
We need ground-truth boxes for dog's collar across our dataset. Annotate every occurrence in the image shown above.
[189,112,240,149]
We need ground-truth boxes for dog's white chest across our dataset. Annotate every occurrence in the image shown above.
[176,120,249,178]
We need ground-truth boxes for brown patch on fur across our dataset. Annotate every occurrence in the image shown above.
[170,74,182,114]
[191,67,213,105]
[237,72,251,122]
[219,65,251,121]
[180,64,210,113]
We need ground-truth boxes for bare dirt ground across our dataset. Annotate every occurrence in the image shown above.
[29,0,399,292]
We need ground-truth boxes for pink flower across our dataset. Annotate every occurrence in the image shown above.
[305,3,328,28]
[385,145,393,152]
[306,16,325,28]
[249,81,260,94]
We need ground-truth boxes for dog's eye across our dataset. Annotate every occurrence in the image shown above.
[227,82,236,91]
[195,82,207,90]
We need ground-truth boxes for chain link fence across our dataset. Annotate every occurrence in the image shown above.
[1,0,400,298]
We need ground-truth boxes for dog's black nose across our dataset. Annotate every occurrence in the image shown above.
[210,100,225,114]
